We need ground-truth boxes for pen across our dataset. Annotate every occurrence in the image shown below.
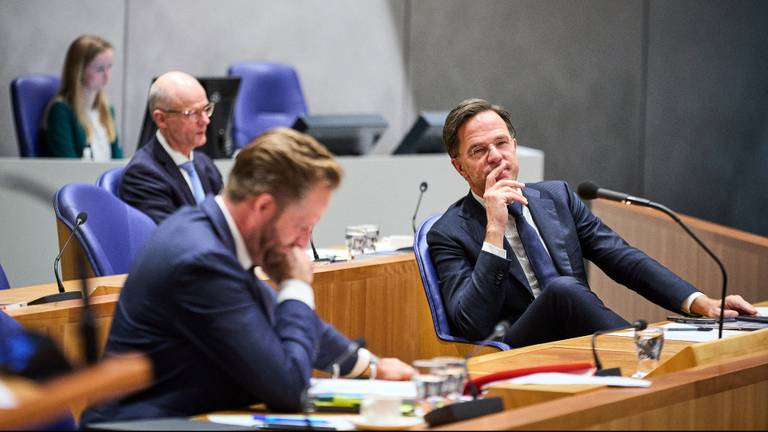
[666,327,713,331]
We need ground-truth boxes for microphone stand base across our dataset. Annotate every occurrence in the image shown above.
[28,290,82,305]
[595,367,622,377]
[423,397,504,427]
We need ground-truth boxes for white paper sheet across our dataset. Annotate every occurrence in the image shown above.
[308,378,418,399]
[497,372,651,387]
[610,322,746,342]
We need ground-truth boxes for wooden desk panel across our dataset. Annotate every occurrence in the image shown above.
[2,254,491,365]
[589,200,768,323]
[442,350,768,430]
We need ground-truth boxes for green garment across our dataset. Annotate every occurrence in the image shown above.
[44,100,123,159]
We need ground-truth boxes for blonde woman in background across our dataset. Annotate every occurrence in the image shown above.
[44,35,123,160]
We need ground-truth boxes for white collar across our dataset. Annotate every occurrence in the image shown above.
[156,130,194,166]
[214,195,253,271]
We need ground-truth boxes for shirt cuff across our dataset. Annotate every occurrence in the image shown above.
[345,347,371,378]
[276,279,315,310]
[681,292,706,315]
[482,241,507,259]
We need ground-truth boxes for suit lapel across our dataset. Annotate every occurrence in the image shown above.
[151,137,197,205]
[201,198,276,325]
[193,153,213,194]
[524,189,574,275]
[458,192,533,294]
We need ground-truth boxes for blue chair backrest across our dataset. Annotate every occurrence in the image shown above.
[96,166,125,196]
[53,183,156,277]
[10,74,61,157]
[0,262,9,289]
[227,61,308,148]
[414,213,510,350]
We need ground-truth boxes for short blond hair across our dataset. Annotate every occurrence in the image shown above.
[226,128,343,205]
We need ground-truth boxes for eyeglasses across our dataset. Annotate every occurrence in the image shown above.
[159,102,215,120]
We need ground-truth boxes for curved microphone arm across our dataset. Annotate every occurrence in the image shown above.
[644,201,728,338]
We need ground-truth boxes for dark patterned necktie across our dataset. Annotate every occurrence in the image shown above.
[508,202,558,288]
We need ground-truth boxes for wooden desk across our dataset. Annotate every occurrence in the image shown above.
[1,254,489,366]
[450,321,768,430]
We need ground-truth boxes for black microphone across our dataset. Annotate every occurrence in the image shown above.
[309,237,330,263]
[577,181,729,339]
[463,320,510,399]
[577,180,651,207]
[591,320,647,376]
[423,321,508,427]
[28,212,87,305]
[411,181,429,234]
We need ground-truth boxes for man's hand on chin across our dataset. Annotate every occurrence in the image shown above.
[261,246,314,285]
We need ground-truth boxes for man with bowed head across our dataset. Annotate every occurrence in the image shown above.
[120,70,223,224]
[428,98,757,348]
[82,128,414,424]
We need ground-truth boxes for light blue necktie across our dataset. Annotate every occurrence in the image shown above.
[179,161,206,204]
[508,202,559,289]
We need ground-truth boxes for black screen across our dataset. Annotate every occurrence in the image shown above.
[393,111,448,155]
[291,114,388,156]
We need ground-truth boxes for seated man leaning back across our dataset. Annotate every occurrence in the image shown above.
[427,98,757,348]
[82,128,414,424]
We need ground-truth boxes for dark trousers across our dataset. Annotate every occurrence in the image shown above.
[503,276,629,348]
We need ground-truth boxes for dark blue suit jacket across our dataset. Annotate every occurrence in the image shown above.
[119,136,223,224]
[81,197,357,424]
[427,181,698,341]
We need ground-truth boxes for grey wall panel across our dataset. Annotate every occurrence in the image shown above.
[408,0,646,194]
[0,0,125,157]
[644,0,768,237]
[121,0,412,155]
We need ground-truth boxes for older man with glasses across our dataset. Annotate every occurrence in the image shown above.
[119,70,223,224]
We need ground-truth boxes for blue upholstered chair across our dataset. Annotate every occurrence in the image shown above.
[96,166,125,196]
[53,183,156,277]
[227,61,308,148]
[0,262,10,290]
[414,213,510,350]
[10,74,60,157]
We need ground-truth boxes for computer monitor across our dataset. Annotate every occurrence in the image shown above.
[393,111,449,155]
[136,76,241,159]
[291,114,388,156]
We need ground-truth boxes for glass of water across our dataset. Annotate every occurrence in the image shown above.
[632,326,665,378]
[412,359,447,415]
[345,226,366,258]
[431,357,467,402]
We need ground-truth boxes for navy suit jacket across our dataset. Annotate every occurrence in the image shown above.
[119,136,223,224]
[427,181,698,341]
[81,197,357,424]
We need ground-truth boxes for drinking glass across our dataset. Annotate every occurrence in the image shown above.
[345,226,366,258]
[632,326,664,378]
[412,359,447,415]
[359,224,380,254]
[431,357,467,402]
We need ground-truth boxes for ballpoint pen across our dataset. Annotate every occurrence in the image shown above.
[666,327,713,331]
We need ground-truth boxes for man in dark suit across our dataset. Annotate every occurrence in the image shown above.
[82,128,414,424]
[428,98,756,348]
[119,71,223,224]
